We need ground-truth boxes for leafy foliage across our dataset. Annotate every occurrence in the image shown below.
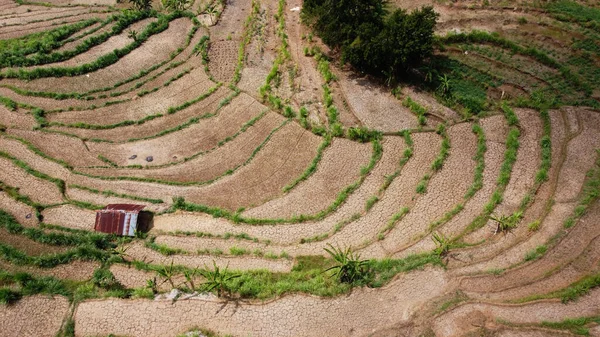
[129,0,152,11]
[200,262,240,297]
[324,244,370,284]
[302,0,438,80]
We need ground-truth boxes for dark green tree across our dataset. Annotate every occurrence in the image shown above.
[129,0,152,11]
[302,1,438,82]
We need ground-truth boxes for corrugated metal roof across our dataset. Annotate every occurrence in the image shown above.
[94,204,145,236]
[103,204,145,212]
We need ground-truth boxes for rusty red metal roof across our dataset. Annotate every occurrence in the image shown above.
[102,204,145,212]
[94,204,145,236]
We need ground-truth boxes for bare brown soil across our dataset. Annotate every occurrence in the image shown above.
[75,268,448,337]
[2,2,600,336]
[381,123,477,254]
[0,105,36,129]
[47,67,216,126]
[0,191,38,227]
[0,295,70,337]
[85,92,265,166]
[0,157,64,205]
[336,71,418,132]
[242,138,372,219]
[50,86,231,142]
[78,111,285,183]
[42,204,97,230]
[395,115,508,257]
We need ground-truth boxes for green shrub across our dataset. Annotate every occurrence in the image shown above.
[347,126,382,143]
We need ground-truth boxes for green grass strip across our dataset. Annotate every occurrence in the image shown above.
[459,106,521,237]
[174,139,383,224]
[282,135,331,192]
[73,118,287,186]
[68,185,164,204]
[49,83,221,131]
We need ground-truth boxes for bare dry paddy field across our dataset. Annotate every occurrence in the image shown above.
[0,0,600,336]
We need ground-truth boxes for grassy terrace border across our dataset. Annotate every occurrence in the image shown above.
[129,252,443,299]
[301,131,416,243]
[46,83,222,131]
[415,124,451,194]
[2,23,203,104]
[440,30,592,97]
[1,11,152,68]
[457,104,521,238]
[68,185,164,204]
[85,107,266,171]
[73,118,289,186]
[427,121,486,232]
[0,12,191,80]
[173,139,383,225]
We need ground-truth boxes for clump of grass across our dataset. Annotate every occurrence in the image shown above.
[402,96,427,126]
[528,219,541,231]
[524,245,547,261]
[563,150,600,228]
[514,271,600,304]
[365,196,379,211]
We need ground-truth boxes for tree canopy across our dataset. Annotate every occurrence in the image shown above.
[302,0,438,82]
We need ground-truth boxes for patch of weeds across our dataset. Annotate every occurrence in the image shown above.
[524,245,547,261]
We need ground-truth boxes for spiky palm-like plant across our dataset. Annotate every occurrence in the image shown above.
[491,211,523,234]
[128,0,152,11]
[200,262,240,297]
[324,244,370,284]
[156,260,177,289]
[432,231,450,257]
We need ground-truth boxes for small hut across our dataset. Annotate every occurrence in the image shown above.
[94,204,145,236]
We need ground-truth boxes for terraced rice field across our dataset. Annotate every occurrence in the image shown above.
[1,0,600,336]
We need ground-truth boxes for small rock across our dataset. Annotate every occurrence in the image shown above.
[129,155,137,160]
[165,289,180,300]
[146,156,154,162]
